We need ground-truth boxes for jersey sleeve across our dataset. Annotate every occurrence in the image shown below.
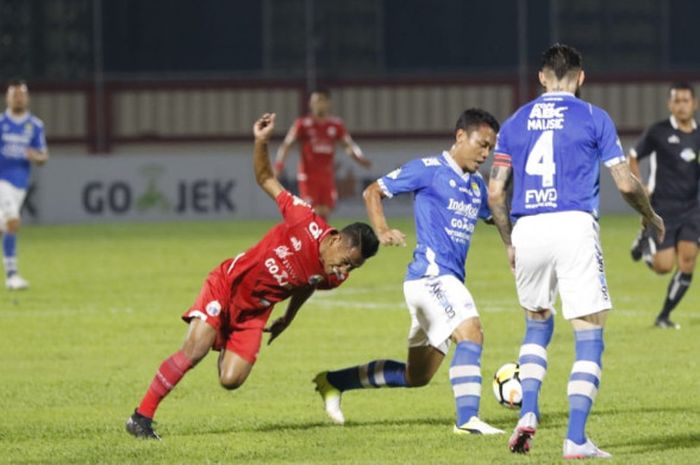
[594,108,626,167]
[493,123,513,167]
[377,158,436,198]
[630,126,655,160]
[293,118,305,140]
[31,121,47,151]
[275,190,315,225]
[477,177,492,220]
[335,120,348,140]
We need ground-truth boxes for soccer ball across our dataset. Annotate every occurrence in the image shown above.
[492,362,523,409]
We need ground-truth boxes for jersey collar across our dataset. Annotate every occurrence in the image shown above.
[542,91,575,97]
[4,110,30,124]
[442,151,470,181]
[670,115,697,130]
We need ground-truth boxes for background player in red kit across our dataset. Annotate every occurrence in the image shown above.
[126,113,379,440]
[274,89,371,219]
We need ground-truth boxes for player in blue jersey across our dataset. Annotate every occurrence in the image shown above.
[0,80,48,290]
[313,109,505,435]
[488,44,664,459]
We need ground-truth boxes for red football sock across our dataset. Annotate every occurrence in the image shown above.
[137,350,193,419]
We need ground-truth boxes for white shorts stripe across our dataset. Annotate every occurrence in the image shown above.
[567,380,599,400]
[519,343,548,361]
[374,360,386,386]
[358,364,372,388]
[571,360,602,379]
[452,382,481,398]
[519,363,547,381]
[448,365,481,379]
[226,253,245,274]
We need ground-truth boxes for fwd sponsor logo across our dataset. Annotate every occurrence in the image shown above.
[525,188,558,205]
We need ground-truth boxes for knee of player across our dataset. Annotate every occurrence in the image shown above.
[219,372,248,390]
[6,218,21,233]
[677,257,697,272]
[405,374,431,388]
[652,262,674,275]
[180,342,211,366]
[451,317,483,344]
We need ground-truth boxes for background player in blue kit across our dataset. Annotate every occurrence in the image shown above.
[0,79,48,290]
[628,82,700,329]
[488,44,664,459]
[313,109,504,435]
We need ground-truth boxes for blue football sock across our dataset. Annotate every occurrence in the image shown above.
[449,340,483,426]
[3,233,18,277]
[519,316,554,420]
[326,360,407,391]
[567,328,604,445]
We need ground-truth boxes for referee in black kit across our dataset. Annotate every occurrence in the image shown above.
[629,82,700,329]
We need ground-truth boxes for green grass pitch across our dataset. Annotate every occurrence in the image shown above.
[1,216,698,464]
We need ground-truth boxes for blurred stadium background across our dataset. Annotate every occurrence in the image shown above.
[2,0,700,222]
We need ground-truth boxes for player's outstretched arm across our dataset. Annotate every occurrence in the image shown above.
[264,286,315,345]
[363,181,406,246]
[609,162,665,242]
[253,113,285,200]
[274,123,298,176]
[342,134,371,168]
[488,164,515,271]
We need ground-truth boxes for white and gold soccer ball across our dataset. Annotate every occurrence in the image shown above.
[492,362,523,409]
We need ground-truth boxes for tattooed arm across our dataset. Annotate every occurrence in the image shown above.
[488,163,515,271]
[609,162,665,242]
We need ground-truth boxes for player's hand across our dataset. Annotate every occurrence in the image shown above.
[357,157,372,169]
[644,213,665,244]
[506,245,516,274]
[26,148,48,165]
[378,228,406,247]
[253,113,276,142]
[263,316,288,345]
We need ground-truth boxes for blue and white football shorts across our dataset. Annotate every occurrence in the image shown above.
[512,210,612,319]
[0,180,26,229]
[403,274,480,354]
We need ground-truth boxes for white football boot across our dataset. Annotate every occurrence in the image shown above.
[508,411,538,453]
[313,372,345,425]
[5,274,29,290]
[563,438,612,459]
[453,416,504,435]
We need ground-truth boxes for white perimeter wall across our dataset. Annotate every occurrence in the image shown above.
[29,136,643,225]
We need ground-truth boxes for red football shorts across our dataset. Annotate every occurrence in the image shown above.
[298,178,337,209]
[181,257,270,364]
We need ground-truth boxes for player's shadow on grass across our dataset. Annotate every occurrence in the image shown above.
[606,432,700,453]
[245,417,460,434]
[513,405,699,429]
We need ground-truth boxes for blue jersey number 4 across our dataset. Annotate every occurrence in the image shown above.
[525,131,556,187]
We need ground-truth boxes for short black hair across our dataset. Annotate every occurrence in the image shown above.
[7,78,27,88]
[455,108,500,134]
[340,222,379,259]
[310,87,331,98]
[541,43,583,80]
[669,81,695,98]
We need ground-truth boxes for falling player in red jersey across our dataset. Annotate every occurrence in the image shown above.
[126,113,379,440]
[274,89,371,219]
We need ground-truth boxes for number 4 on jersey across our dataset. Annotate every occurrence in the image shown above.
[526,130,556,187]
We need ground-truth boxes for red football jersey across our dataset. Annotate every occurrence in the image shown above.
[227,190,345,315]
[294,116,347,181]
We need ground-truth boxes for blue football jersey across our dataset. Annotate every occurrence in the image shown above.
[378,151,491,282]
[0,111,47,188]
[495,92,626,219]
